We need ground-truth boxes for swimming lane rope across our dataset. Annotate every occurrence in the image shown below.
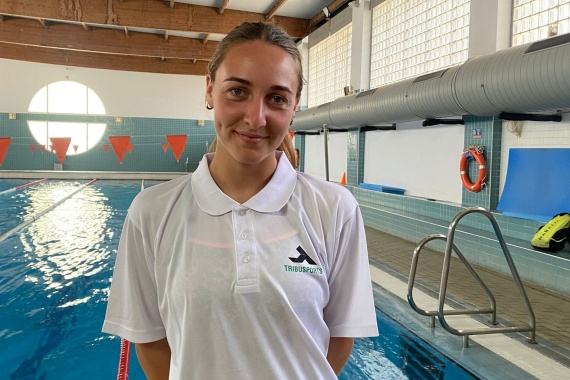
[0,179,97,242]
[117,338,131,380]
[0,178,48,196]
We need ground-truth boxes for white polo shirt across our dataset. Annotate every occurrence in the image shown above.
[103,152,378,379]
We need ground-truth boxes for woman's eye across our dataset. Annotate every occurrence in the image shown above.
[230,88,244,96]
[271,95,286,104]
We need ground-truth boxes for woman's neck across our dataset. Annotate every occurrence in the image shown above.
[208,150,278,204]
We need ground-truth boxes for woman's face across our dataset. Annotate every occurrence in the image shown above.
[206,40,300,167]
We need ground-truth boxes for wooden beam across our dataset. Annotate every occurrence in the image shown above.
[169,0,176,9]
[164,30,169,41]
[310,0,348,29]
[81,22,89,31]
[0,18,218,60]
[266,0,288,21]
[202,33,210,45]
[37,18,47,27]
[0,0,310,38]
[219,0,230,15]
[0,42,210,75]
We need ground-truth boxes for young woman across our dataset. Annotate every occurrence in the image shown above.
[103,22,378,379]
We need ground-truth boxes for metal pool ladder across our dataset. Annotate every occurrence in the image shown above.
[407,207,536,348]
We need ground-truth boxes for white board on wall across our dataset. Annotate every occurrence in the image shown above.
[304,132,348,183]
[364,121,464,203]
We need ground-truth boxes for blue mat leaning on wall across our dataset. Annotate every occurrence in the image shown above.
[498,148,570,222]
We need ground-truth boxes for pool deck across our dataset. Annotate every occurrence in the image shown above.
[366,226,570,380]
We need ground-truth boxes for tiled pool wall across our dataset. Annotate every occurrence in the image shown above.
[345,115,570,297]
[0,112,216,173]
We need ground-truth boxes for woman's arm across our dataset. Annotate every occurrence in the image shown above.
[135,337,171,380]
[326,337,354,375]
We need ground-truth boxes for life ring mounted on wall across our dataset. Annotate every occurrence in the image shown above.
[460,145,486,192]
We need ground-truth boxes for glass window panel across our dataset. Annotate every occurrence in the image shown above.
[87,89,106,115]
[48,81,87,114]
[28,121,48,146]
[29,87,48,113]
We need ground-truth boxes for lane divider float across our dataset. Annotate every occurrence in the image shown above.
[0,178,48,196]
[0,179,97,242]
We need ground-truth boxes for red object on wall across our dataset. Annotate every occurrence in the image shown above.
[102,144,109,152]
[166,134,187,162]
[163,143,168,152]
[0,137,11,166]
[49,137,71,164]
[29,144,36,153]
[127,144,133,153]
[289,131,295,140]
[73,145,79,152]
[39,145,46,153]
[109,136,130,164]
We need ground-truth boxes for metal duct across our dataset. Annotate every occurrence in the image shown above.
[291,33,570,131]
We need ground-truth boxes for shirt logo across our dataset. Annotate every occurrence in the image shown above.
[289,246,317,265]
[284,246,323,275]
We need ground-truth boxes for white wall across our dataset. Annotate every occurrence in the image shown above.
[304,133,348,183]
[0,58,210,120]
[364,121,464,203]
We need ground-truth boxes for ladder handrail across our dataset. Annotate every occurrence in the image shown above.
[407,234,497,325]
[407,206,536,347]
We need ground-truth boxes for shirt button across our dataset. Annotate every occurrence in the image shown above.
[238,210,246,216]
[240,232,248,239]
[243,255,251,263]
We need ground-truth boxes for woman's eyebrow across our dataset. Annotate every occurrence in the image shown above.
[223,76,294,95]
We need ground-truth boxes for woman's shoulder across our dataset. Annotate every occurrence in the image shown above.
[295,171,357,207]
[129,174,193,217]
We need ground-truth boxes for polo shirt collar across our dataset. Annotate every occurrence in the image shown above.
[192,151,297,216]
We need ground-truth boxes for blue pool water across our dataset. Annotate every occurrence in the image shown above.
[0,179,477,379]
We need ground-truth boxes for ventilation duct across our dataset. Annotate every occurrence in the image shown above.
[291,33,570,131]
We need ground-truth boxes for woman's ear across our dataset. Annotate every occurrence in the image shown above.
[205,75,214,107]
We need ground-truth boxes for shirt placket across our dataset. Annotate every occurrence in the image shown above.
[232,206,259,293]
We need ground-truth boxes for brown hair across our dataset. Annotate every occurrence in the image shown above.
[207,22,302,167]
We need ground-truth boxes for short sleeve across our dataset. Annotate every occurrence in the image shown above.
[323,206,379,338]
[102,213,166,343]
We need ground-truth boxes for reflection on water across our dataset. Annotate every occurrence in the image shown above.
[0,180,142,380]
[23,186,115,294]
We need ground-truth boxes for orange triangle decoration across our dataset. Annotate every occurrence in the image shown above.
[109,136,130,164]
[166,134,187,162]
[49,137,71,164]
[29,144,36,153]
[73,145,79,152]
[288,131,295,140]
[127,144,133,153]
[39,145,45,153]
[163,143,168,152]
[102,144,109,152]
[340,172,347,185]
[0,137,11,166]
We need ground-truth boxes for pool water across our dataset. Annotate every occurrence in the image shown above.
[0,179,477,379]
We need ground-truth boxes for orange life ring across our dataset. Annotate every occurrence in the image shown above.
[460,148,486,192]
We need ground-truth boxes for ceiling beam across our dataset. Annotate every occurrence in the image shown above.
[0,18,218,60]
[0,42,209,75]
[218,0,230,15]
[310,0,348,29]
[0,0,310,38]
[266,0,288,21]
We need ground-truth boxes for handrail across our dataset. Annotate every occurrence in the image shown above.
[407,234,497,328]
[408,206,536,348]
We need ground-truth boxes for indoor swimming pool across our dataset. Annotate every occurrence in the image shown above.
[0,179,477,379]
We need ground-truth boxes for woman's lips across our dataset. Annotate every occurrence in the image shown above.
[236,132,265,143]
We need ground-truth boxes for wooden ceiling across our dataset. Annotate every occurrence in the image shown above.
[0,0,350,75]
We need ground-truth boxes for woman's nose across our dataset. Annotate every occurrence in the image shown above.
[243,97,266,129]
